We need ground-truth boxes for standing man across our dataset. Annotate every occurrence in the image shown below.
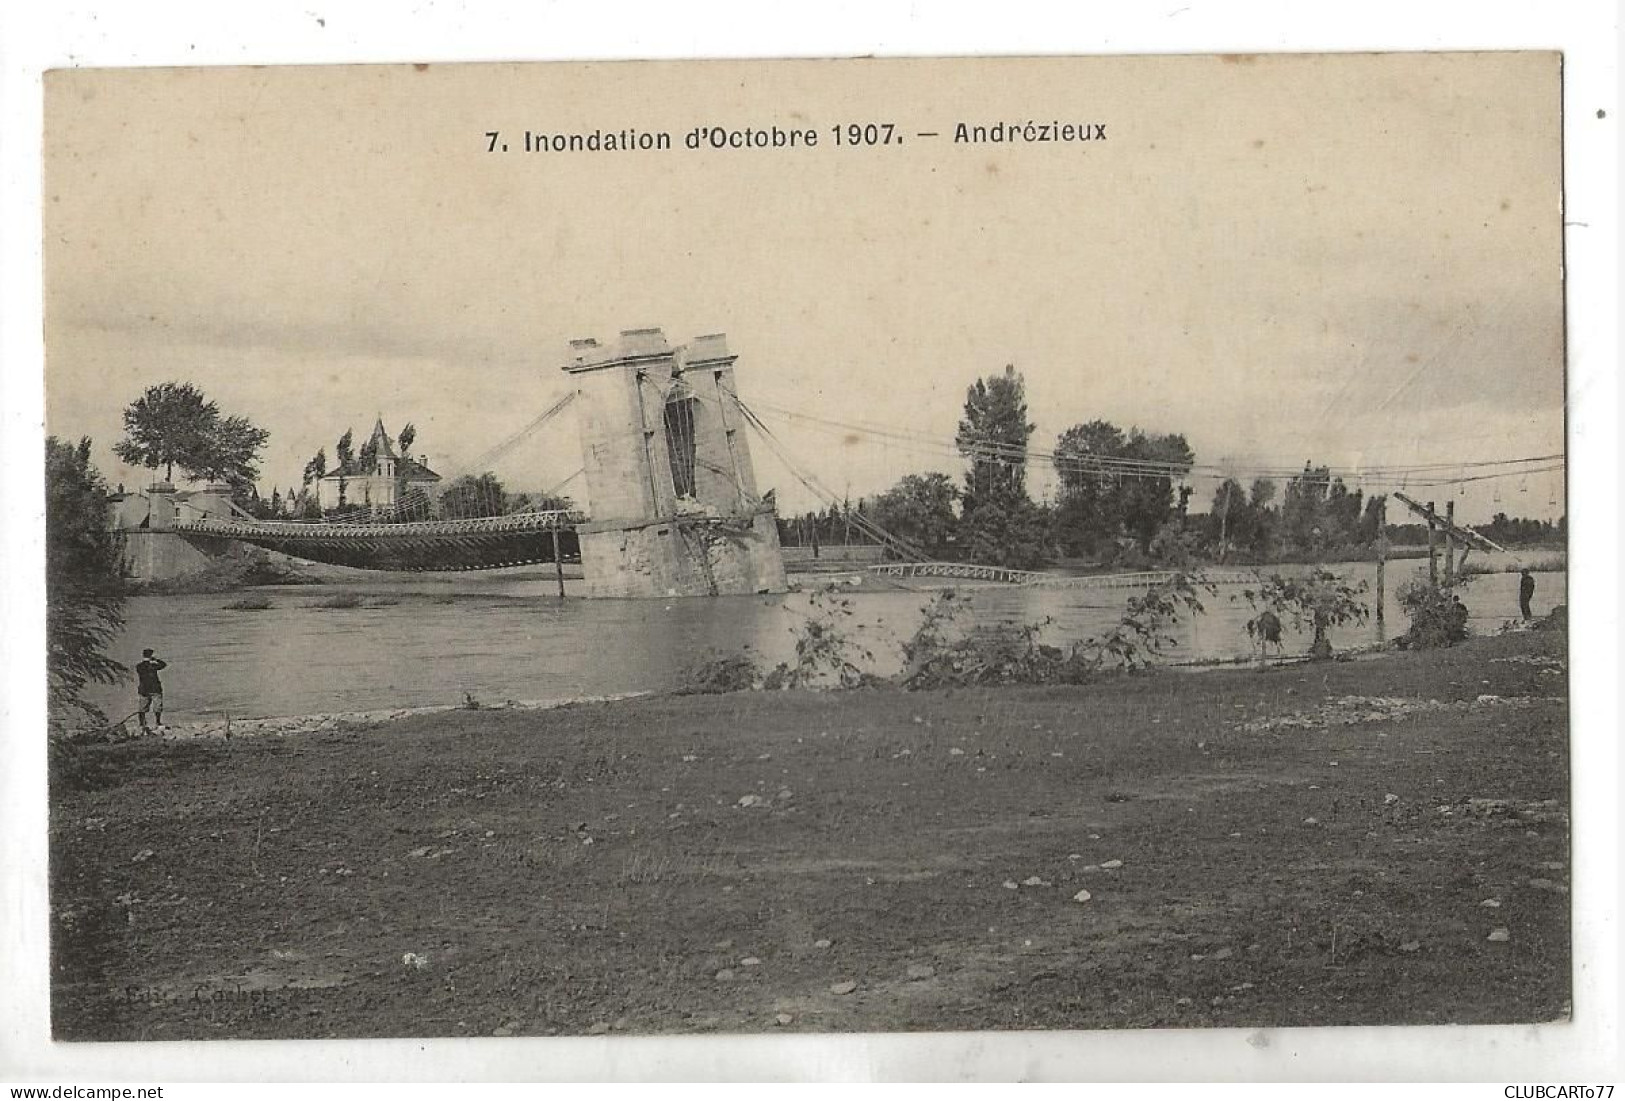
[1518,568,1536,621]
[135,648,167,733]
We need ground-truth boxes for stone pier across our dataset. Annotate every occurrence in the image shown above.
[563,329,787,598]
[108,482,235,582]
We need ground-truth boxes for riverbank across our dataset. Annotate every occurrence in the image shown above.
[50,619,1568,1040]
[99,693,653,742]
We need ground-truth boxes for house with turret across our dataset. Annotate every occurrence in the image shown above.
[316,418,441,514]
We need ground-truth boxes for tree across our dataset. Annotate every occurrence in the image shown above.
[1052,420,1128,555]
[1052,420,1193,557]
[1117,429,1194,553]
[46,437,127,728]
[236,483,265,518]
[438,472,508,519]
[1240,569,1371,659]
[1323,477,1365,546]
[334,428,355,470]
[960,494,1051,570]
[868,473,959,557]
[1477,512,1563,546]
[113,381,270,487]
[1359,494,1386,544]
[1247,478,1279,554]
[1206,477,1280,560]
[958,366,1044,567]
[507,490,574,514]
[1208,478,1246,560]
[327,430,356,511]
[398,422,417,455]
[302,447,327,487]
[957,365,1035,511]
[1276,462,1372,554]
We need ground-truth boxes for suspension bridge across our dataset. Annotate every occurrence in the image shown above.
[114,327,1561,594]
[115,329,800,596]
[118,389,595,576]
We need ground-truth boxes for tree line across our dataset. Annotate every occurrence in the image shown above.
[780,366,1563,569]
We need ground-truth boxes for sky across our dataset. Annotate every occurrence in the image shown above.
[43,52,1567,524]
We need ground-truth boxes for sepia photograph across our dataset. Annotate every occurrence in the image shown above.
[34,47,1580,1057]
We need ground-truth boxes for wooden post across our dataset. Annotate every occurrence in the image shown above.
[551,528,566,598]
[1444,500,1457,584]
[1375,497,1387,629]
[1426,501,1438,584]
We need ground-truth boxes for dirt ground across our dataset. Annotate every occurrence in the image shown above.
[49,624,1569,1040]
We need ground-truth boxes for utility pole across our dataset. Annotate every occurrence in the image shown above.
[1375,496,1387,630]
[551,527,566,598]
[1444,499,1457,585]
[1427,500,1438,584]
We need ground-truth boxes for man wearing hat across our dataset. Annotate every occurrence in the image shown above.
[135,648,168,733]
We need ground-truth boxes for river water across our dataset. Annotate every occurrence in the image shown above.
[90,558,1565,724]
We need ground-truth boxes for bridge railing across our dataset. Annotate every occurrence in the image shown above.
[868,561,1042,584]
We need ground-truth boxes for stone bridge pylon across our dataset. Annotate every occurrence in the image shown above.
[563,328,788,598]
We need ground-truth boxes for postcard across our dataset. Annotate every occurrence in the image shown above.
[41,52,1568,1047]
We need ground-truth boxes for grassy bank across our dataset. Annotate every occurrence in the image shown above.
[49,624,1568,1040]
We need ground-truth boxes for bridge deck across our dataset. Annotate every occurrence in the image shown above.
[171,511,587,572]
[868,562,1265,588]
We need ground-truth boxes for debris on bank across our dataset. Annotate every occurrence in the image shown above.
[1237,694,1563,734]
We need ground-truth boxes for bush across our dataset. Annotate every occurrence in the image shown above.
[309,593,364,609]
[1080,571,1216,671]
[902,616,1092,689]
[1238,569,1370,659]
[768,586,876,689]
[897,573,1213,689]
[676,652,762,695]
[1396,577,1472,649]
[681,587,883,694]
[223,597,273,611]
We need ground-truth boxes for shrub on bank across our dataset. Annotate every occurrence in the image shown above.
[223,597,273,611]
[1396,577,1472,649]
[677,652,762,695]
[677,574,1219,696]
[1237,569,1370,660]
[309,594,364,609]
[898,573,1214,689]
